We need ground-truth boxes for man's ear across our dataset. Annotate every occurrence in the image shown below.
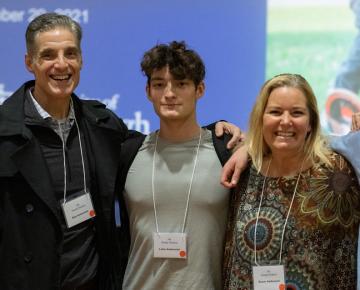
[196,81,205,100]
[146,85,153,102]
[25,54,34,73]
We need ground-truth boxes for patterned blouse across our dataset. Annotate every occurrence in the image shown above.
[223,152,360,290]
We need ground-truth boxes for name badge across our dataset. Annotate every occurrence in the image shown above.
[153,232,187,259]
[253,265,286,290]
[61,191,96,228]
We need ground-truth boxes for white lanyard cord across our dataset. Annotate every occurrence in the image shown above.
[181,129,202,233]
[254,158,305,266]
[152,128,202,233]
[60,103,88,204]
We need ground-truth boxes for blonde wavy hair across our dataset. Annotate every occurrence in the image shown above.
[247,73,331,171]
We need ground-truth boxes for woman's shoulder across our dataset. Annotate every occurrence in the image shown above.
[322,150,357,173]
[305,150,360,228]
[313,151,360,187]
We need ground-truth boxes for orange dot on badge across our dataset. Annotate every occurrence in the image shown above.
[279,283,286,290]
[89,210,95,217]
[179,250,186,257]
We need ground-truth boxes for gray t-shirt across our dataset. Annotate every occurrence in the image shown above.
[123,129,229,290]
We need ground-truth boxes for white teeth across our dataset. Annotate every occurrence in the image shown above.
[276,132,294,137]
[52,75,70,80]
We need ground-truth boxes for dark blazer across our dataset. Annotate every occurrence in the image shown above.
[0,81,129,290]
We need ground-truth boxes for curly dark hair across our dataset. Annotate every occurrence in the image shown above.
[141,41,205,87]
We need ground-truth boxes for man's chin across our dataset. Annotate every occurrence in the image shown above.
[49,85,75,98]
[158,111,181,119]
[48,89,73,100]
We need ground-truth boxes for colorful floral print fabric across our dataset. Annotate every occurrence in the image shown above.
[223,153,360,290]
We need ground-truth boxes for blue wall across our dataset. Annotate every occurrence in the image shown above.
[0,0,266,132]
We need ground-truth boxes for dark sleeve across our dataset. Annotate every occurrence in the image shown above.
[107,109,144,141]
[205,122,232,165]
[202,120,226,131]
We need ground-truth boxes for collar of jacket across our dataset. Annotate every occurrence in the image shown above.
[0,81,123,234]
[0,80,111,139]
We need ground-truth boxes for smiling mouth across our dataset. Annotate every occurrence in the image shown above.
[276,132,295,137]
[51,74,71,81]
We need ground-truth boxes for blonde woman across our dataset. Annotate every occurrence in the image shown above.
[223,74,360,290]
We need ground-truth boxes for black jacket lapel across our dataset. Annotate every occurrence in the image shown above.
[11,136,62,226]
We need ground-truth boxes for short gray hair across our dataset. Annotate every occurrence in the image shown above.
[26,12,82,54]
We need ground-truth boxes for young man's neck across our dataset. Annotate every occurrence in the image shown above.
[158,120,201,143]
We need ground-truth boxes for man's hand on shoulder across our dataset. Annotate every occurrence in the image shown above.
[214,121,245,149]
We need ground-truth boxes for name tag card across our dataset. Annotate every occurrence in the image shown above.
[153,232,187,259]
[253,265,285,290]
[61,191,96,228]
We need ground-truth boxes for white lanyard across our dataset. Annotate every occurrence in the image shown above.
[151,128,202,233]
[254,158,304,266]
[58,105,88,205]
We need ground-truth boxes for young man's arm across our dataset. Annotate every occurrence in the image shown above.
[221,144,249,188]
[212,121,249,188]
[213,121,245,149]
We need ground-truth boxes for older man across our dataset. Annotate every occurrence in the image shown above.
[0,13,128,290]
